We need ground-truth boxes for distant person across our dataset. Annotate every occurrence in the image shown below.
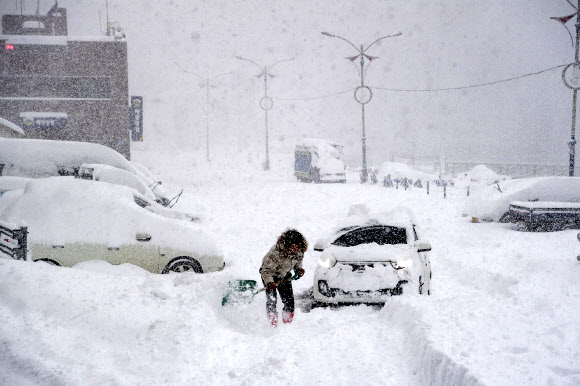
[259,229,307,327]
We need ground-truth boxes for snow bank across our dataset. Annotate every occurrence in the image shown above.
[384,301,482,385]
[456,164,511,186]
[376,162,438,184]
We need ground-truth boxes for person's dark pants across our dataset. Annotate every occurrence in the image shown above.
[262,275,295,317]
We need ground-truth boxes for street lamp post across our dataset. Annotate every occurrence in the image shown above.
[322,31,401,183]
[182,70,230,162]
[236,56,294,171]
[556,0,580,176]
[571,2,580,176]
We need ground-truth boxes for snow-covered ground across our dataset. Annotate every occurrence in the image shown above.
[1,145,579,385]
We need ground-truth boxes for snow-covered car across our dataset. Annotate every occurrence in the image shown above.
[0,138,173,206]
[78,164,199,222]
[0,177,224,274]
[464,176,580,223]
[312,205,432,305]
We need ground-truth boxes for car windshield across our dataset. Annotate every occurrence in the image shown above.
[331,226,407,247]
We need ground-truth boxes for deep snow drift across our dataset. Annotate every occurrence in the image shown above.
[0,143,579,385]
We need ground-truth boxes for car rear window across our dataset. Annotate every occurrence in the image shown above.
[331,226,407,247]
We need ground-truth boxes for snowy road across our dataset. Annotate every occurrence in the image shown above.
[1,146,579,385]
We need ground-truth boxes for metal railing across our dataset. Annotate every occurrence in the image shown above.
[0,219,28,261]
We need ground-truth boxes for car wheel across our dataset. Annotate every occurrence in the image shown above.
[499,212,512,223]
[36,259,60,266]
[162,257,203,274]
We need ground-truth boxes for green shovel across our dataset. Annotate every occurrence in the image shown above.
[221,276,299,306]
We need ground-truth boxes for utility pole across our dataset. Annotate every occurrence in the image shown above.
[572,1,580,176]
[236,56,294,171]
[556,0,580,175]
[182,70,231,162]
[322,31,401,183]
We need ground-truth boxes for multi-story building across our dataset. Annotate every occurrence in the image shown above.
[0,5,131,158]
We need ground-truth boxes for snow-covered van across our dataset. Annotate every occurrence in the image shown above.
[294,138,346,183]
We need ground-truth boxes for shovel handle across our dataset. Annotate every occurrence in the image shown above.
[257,276,297,293]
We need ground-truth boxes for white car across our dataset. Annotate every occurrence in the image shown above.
[1,177,224,274]
[464,177,580,223]
[78,163,198,222]
[0,138,173,206]
[312,205,432,305]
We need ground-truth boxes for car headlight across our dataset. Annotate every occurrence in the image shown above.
[318,251,337,268]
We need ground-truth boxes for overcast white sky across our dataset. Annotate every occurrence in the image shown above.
[2,0,578,167]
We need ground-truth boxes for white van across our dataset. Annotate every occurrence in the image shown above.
[294,138,346,183]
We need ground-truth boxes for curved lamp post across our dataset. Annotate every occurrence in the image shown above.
[182,70,231,162]
[321,31,401,183]
[236,56,294,171]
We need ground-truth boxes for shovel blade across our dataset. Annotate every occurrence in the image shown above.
[221,279,258,306]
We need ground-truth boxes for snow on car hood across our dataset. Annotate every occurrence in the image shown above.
[323,242,419,291]
[327,262,407,291]
[2,177,222,257]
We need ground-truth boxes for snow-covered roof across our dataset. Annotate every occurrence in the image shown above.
[296,138,343,164]
[331,204,414,235]
[0,35,126,44]
[0,138,136,178]
[510,200,580,209]
[0,117,25,135]
[298,138,343,149]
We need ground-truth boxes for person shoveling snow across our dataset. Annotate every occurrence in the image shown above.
[259,229,307,327]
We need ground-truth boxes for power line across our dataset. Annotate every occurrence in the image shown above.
[369,64,568,92]
[271,64,567,100]
[275,87,356,101]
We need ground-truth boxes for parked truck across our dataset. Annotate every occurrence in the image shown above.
[294,139,346,183]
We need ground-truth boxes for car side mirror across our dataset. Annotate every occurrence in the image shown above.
[136,233,151,242]
[314,238,327,252]
[416,241,432,253]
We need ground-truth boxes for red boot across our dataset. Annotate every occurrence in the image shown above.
[282,311,294,324]
[268,313,278,327]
